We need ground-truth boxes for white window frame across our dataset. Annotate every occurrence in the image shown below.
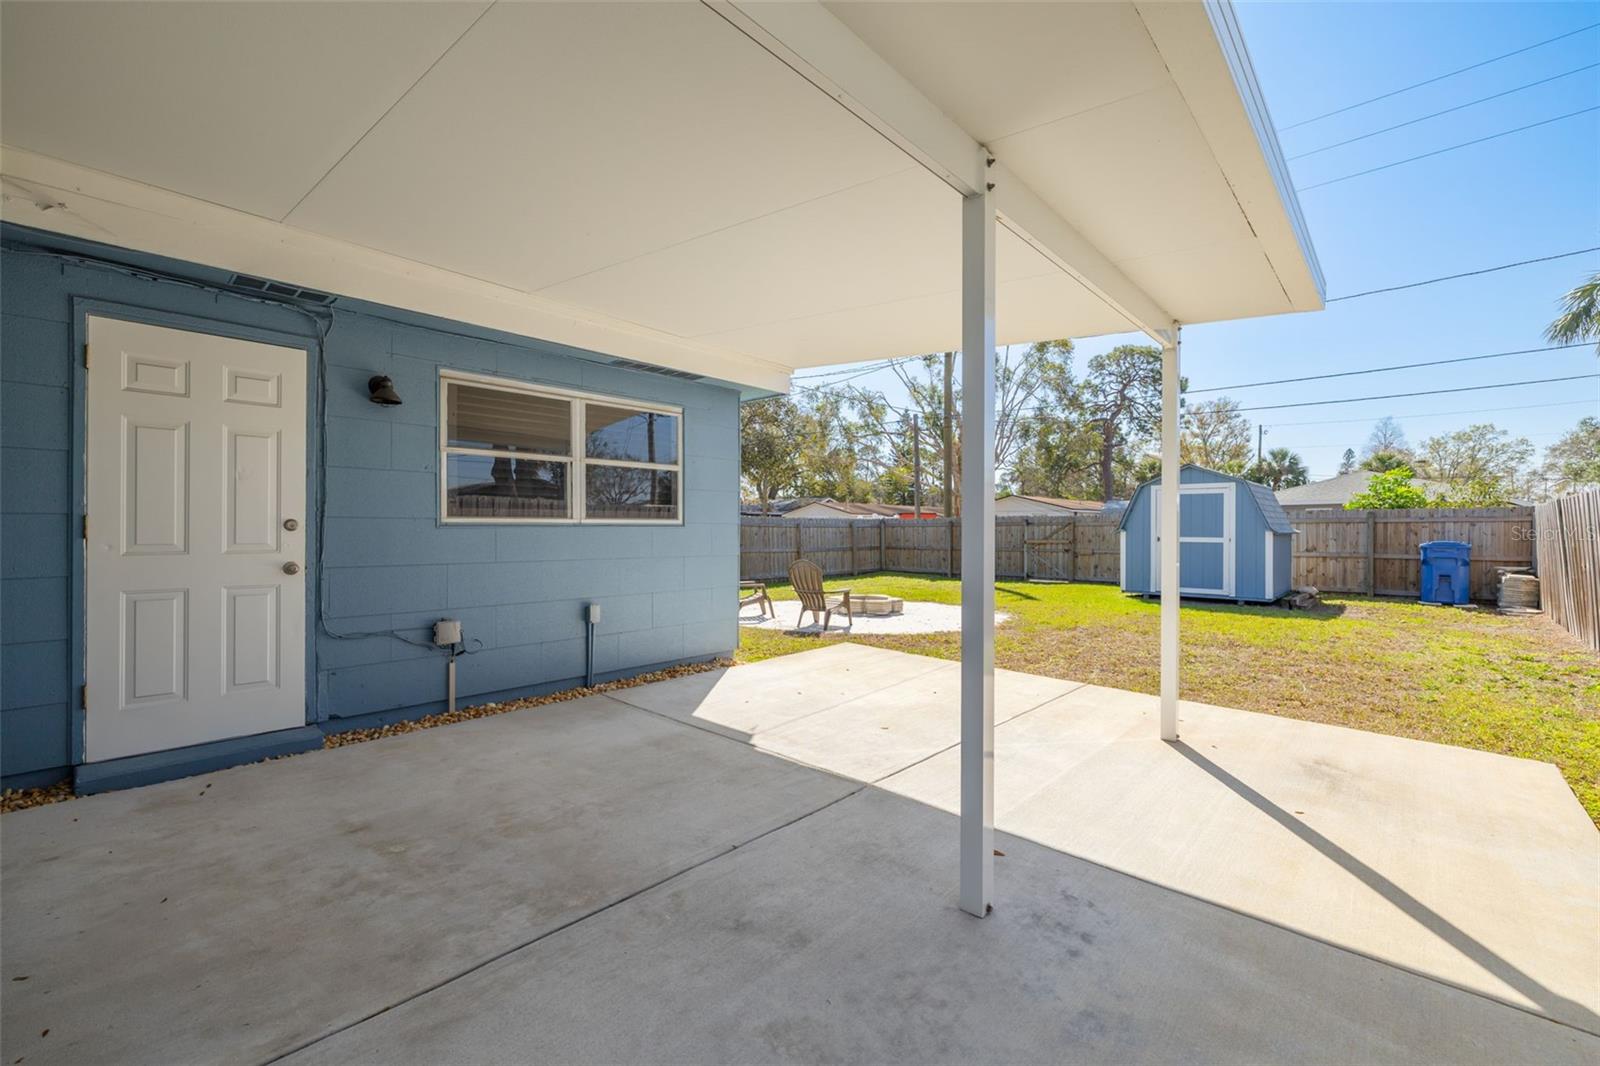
[438,369,684,525]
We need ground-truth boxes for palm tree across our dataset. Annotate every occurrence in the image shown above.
[1546,272,1600,355]
[1247,447,1309,491]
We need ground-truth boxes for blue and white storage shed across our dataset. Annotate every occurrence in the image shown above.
[1119,466,1294,603]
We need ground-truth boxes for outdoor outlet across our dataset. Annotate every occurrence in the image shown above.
[586,603,602,625]
[433,618,462,647]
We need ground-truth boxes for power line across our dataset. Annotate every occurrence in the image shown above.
[1297,105,1600,192]
[1261,397,1597,430]
[1188,342,1588,394]
[1278,428,1572,451]
[1327,247,1600,301]
[1234,373,1600,413]
[1281,21,1600,131]
[1287,63,1600,160]
[791,357,908,381]
[792,362,904,390]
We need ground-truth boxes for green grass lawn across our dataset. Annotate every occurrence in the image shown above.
[739,574,1600,823]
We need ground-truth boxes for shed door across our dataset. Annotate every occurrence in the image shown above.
[85,316,307,761]
[1150,484,1236,597]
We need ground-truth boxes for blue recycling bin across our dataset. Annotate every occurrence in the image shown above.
[1420,541,1471,605]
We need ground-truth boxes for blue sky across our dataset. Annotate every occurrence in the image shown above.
[801,1,1600,483]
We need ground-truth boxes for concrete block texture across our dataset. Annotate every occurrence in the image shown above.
[0,244,743,785]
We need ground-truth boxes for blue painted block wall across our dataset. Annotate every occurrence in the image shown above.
[0,240,741,787]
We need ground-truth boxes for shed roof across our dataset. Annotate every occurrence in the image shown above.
[1117,464,1293,534]
[1246,482,1296,535]
[1,1,1321,394]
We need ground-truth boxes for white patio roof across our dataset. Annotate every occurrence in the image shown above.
[0,0,1322,394]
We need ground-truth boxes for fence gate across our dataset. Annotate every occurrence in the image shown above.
[1024,520,1077,581]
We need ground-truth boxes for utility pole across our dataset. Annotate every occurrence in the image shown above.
[911,415,923,518]
[942,351,955,515]
[1257,424,1267,463]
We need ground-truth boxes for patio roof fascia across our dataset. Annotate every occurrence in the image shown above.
[1138,0,1326,306]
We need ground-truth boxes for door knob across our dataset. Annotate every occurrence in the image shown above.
[283,518,299,531]
[282,562,301,575]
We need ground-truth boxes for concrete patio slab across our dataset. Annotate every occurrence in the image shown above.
[752,661,1082,782]
[871,671,1600,1034]
[3,645,1595,1065]
[622,645,1600,1032]
[606,642,945,740]
[611,646,1081,781]
[0,693,857,1066]
[286,787,1597,1066]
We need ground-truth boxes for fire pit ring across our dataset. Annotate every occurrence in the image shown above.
[854,594,904,617]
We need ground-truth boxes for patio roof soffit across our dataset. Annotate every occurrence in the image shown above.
[0,1,1322,391]
[707,0,1174,343]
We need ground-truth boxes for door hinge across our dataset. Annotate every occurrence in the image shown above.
[82,514,88,539]
[81,684,88,710]
[83,342,90,369]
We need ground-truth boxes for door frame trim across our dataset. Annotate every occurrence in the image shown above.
[71,298,320,766]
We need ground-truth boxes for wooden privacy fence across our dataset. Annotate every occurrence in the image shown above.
[740,514,1121,583]
[743,507,1547,603]
[1281,506,1534,601]
[1534,490,1600,650]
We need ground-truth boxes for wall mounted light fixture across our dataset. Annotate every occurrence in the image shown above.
[367,375,403,406]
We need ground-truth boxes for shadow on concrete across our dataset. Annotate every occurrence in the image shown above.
[1172,741,1600,1035]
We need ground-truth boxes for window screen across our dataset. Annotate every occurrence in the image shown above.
[441,376,681,523]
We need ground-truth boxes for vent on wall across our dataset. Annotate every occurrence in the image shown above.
[608,357,704,381]
[228,274,336,306]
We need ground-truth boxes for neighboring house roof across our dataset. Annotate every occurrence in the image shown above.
[998,494,1104,512]
[1117,464,1293,535]
[797,500,941,518]
[742,497,830,515]
[1275,471,1448,508]
[754,498,941,518]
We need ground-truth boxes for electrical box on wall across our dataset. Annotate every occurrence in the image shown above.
[433,619,462,647]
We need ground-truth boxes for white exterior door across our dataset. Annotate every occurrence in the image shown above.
[85,316,307,761]
[1150,484,1235,597]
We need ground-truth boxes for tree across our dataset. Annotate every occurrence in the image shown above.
[1417,422,1533,500]
[1338,448,1357,474]
[1245,447,1310,491]
[1010,416,1107,500]
[1346,467,1430,509]
[889,340,1075,512]
[1130,453,1163,486]
[1180,396,1253,473]
[1430,479,1519,508]
[739,396,804,512]
[1079,345,1166,501]
[941,351,955,516]
[1361,448,1413,473]
[771,388,901,502]
[1545,272,1600,355]
[1536,417,1600,496]
[1362,416,1409,460]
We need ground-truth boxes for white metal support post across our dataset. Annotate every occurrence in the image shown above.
[959,177,997,917]
[1159,328,1182,741]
